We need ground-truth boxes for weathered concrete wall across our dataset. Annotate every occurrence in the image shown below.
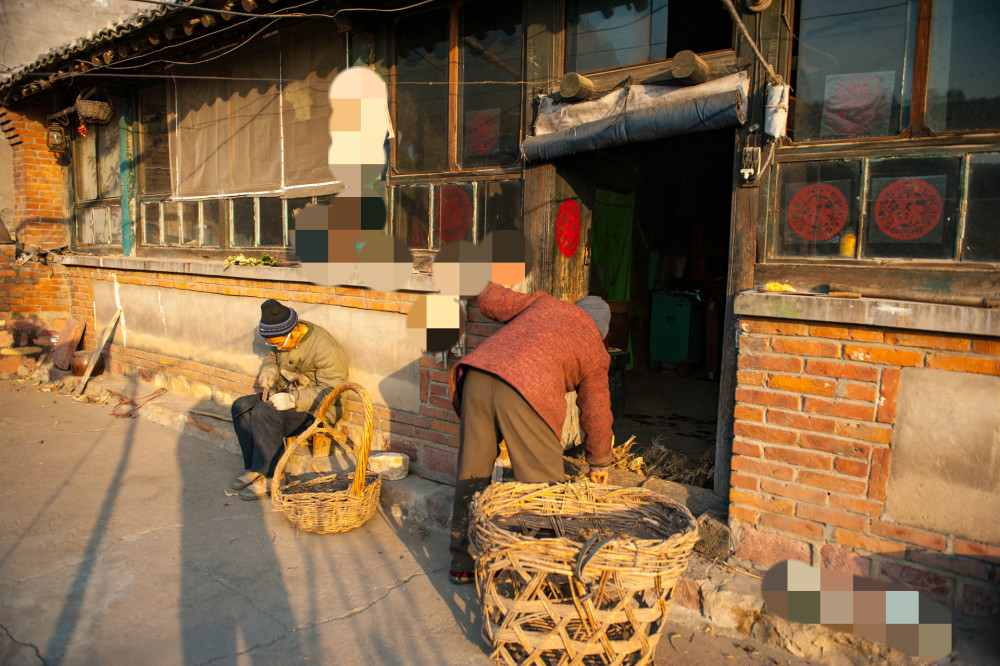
[58,261,464,482]
[91,280,424,411]
[0,0,139,71]
[886,368,1000,544]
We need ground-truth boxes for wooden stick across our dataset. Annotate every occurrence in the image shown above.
[74,309,122,396]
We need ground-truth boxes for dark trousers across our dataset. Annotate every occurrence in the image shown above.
[449,368,565,572]
[231,393,314,476]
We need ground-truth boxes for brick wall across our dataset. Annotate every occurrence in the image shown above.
[730,316,1000,624]
[0,107,72,333]
[385,302,503,479]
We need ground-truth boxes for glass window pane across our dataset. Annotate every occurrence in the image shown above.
[394,185,430,249]
[863,157,960,260]
[139,84,171,195]
[74,132,98,201]
[565,0,669,73]
[963,153,1000,262]
[395,9,450,173]
[775,161,861,258]
[109,206,122,245]
[77,208,93,245]
[433,183,475,249]
[91,207,108,245]
[232,198,255,247]
[181,201,199,245]
[792,0,917,141]
[927,2,1000,132]
[458,2,522,169]
[97,123,121,199]
[202,200,224,247]
[143,202,161,244]
[163,201,180,245]
[479,180,522,240]
[259,197,284,246]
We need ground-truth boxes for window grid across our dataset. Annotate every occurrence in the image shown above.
[771,150,998,263]
[140,196,303,248]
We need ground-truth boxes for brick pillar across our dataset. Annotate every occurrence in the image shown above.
[0,106,71,326]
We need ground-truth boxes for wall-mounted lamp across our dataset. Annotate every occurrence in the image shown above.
[46,122,67,152]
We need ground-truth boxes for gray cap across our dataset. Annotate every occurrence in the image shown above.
[574,295,610,340]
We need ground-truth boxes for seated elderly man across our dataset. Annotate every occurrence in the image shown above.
[230,299,348,500]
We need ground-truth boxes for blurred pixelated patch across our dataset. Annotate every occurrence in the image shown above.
[762,560,951,658]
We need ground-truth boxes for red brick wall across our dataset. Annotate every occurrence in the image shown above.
[730,316,1000,622]
[0,107,71,331]
[385,302,502,478]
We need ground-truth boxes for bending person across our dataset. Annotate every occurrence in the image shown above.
[446,282,613,583]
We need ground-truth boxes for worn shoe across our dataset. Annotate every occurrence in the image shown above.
[449,569,474,585]
[231,471,261,491]
[239,476,269,501]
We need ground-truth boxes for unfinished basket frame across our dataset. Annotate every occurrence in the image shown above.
[270,381,381,534]
[470,482,699,666]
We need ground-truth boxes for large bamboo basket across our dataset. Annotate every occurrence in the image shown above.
[470,482,698,665]
[270,382,381,534]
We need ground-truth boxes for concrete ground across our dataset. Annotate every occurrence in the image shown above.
[1,377,994,665]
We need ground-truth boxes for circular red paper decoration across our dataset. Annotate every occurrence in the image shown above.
[556,199,581,258]
[824,74,890,136]
[787,183,848,242]
[436,186,473,243]
[466,110,499,156]
[874,178,942,240]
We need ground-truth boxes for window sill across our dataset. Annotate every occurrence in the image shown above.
[734,291,1000,337]
[57,255,440,292]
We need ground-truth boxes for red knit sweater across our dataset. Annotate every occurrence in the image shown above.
[450,282,613,467]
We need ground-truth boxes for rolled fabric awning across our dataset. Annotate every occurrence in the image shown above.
[521,72,749,163]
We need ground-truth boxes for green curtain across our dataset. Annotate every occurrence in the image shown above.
[592,188,634,368]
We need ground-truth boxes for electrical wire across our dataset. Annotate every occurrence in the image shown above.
[125,0,441,20]
[719,0,782,86]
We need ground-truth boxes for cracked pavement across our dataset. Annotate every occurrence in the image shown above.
[0,381,486,665]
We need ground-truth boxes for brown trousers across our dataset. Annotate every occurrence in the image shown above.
[449,368,566,572]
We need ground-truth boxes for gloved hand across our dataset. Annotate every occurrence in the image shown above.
[268,391,295,411]
[280,368,310,388]
[257,366,278,390]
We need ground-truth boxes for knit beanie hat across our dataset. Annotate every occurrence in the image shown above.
[259,299,298,338]
[574,295,611,340]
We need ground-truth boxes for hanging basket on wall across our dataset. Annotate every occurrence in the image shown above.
[75,96,113,124]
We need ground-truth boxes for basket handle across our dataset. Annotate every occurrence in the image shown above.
[272,381,375,499]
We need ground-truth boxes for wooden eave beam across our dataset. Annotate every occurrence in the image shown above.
[559,49,738,98]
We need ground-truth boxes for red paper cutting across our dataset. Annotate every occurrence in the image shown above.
[788,183,848,241]
[436,186,473,243]
[556,199,581,257]
[466,110,499,156]
[824,74,890,136]
[874,178,942,240]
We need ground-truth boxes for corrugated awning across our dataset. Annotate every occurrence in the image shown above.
[521,72,749,163]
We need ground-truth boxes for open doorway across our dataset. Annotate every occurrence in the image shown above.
[575,130,734,490]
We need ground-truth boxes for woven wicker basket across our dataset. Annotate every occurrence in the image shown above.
[75,97,114,124]
[470,482,698,665]
[270,382,381,534]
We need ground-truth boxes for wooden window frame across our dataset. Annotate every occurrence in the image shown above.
[388,1,527,259]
